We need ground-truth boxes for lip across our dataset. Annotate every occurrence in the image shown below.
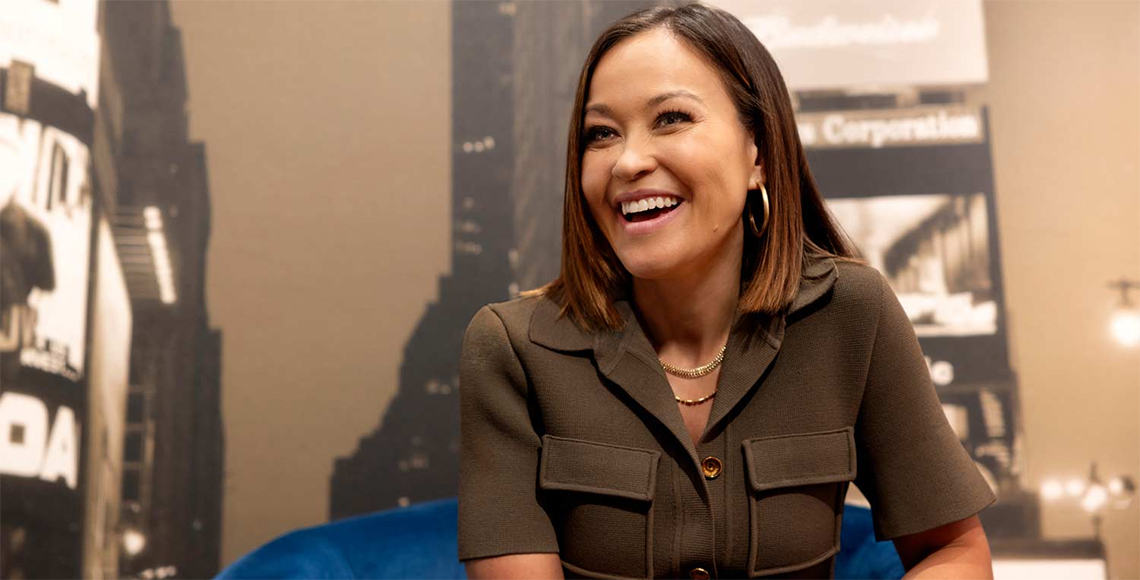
[616,197,685,236]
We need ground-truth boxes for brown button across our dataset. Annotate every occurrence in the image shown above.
[701,456,722,479]
[689,567,710,580]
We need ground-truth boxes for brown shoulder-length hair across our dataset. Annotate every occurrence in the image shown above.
[532,2,862,331]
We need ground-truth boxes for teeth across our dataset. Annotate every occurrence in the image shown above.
[621,196,681,216]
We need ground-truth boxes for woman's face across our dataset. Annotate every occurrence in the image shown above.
[581,27,761,282]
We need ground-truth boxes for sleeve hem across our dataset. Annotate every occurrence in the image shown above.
[458,545,561,562]
[873,487,998,542]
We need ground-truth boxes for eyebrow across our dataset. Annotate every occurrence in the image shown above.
[584,90,705,116]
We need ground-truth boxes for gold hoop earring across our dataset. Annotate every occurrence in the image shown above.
[747,184,770,237]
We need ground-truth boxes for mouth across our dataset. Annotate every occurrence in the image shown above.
[620,195,683,223]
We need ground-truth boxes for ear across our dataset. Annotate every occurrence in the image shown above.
[747,140,764,189]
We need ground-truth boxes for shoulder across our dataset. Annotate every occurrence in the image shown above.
[831,259,890,313]
[463,294,549,350]
[485,293,546,326]
[829,260,917,342]
[787,258,890,335]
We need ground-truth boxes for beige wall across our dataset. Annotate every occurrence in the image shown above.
[970,1,1140,577]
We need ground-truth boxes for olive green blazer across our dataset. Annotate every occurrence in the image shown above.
[457,257,996,579]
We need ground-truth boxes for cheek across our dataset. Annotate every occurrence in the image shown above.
[666,144,749,218]
[580,155,611,217]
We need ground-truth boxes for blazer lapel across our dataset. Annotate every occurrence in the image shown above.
[704,312,784,438]
[592,301,703,466]
[705,255,840,438]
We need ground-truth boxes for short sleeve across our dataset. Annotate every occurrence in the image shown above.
[457,305,559,561]
[852,273,997,541]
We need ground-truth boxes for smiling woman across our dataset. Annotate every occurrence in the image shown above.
[580,27,759,287]
[458,4,996,579]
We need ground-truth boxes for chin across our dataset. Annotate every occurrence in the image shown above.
[614,248,687,281]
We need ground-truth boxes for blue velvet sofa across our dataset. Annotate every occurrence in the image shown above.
[217,498,903,579]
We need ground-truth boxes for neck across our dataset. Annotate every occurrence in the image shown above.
[631,231,743,366]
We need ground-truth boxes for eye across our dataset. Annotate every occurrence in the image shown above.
[584,125,618,144]
[655,109,692,128]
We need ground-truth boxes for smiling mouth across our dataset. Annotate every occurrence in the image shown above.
[620,196,683,223]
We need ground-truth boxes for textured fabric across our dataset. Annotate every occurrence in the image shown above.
[742,428,856,492]
[457,257,996,578]
[540,435,661,501]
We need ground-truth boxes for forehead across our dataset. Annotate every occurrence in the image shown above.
[587,28,730,111]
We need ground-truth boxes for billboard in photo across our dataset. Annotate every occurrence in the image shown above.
[708,0,988,90]
[0,114,94,382]
[806,106,1013,386]
[1,1,101,576]
[0,1,101,109]
[827,193,996,337]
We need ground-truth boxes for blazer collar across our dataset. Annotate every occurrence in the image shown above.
[527,255,840,468]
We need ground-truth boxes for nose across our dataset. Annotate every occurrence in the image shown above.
[611,137,657,182]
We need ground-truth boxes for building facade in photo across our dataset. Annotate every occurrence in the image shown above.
[98,1,224,577]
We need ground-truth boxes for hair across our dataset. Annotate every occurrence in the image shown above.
[531,2,862,331]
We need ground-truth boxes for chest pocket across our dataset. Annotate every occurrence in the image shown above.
[741,427,857,577]
[538,434,660,579]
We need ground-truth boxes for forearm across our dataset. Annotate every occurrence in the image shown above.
[465,553,564,580]
[902,536,993,580]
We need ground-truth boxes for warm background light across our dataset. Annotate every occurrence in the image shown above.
[1066,479,1087,498]
[1040,480,1064,501]
[122,529,146,557]
[1109,308,1140,347]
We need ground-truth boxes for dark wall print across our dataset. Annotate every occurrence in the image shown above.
[4,1,1132,577]
[2,1,222,577]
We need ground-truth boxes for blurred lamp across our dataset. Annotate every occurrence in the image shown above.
[1042,463,1137,541]
[1107,278,1140,347]
[1040,479,1064,501]
[1110,308,1140,346]
[1080,483,1108,513]
[1108,475,1136,509]
[1065,478,1086,497]
[123,529,147,556]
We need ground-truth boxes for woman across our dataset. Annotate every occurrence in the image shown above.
[458,4,996,579]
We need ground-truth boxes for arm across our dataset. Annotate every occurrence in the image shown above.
[458,306,561,574]
[851,270,996,559]
[466,553,565,580]
[894,515,993,579]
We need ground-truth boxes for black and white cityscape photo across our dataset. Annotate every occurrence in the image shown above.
[1,1,1136,579]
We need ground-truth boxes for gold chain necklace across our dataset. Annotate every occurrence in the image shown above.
[660,344,727,405]
[674,391,717,406]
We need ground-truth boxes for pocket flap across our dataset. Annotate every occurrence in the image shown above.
[539,435,660,502]
[742,427,856,493]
